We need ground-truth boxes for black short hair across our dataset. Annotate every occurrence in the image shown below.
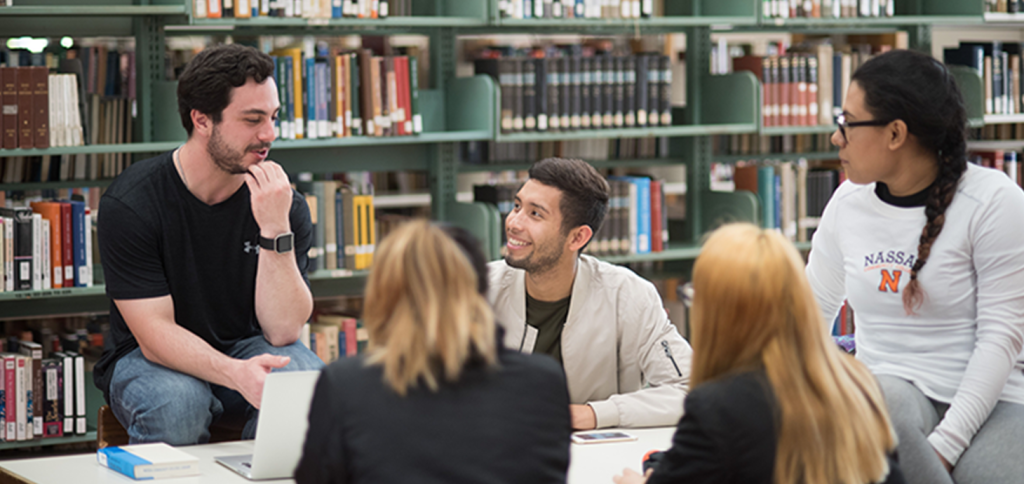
[177,44,275,136]
[439,224,489,295]
[527,158,610,251]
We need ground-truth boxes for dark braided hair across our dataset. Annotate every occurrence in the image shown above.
[851,50,968,314]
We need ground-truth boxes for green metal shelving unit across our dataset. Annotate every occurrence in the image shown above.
[0,0,1009,449]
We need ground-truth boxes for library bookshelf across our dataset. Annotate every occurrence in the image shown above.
[0,0,1009,450]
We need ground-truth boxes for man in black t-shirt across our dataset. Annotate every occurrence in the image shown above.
[95,44,323,445]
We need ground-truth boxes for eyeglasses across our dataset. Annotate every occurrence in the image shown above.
[834,112,893,144]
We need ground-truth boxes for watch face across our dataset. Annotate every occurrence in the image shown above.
[275,233,294,253]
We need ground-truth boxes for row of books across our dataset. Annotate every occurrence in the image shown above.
[474,52,673,134]
[474,175,670,257]
[945,41,1024,116]
[193,0,412,19]
[985,1,1024,13]
[711,133,836,157]
[304,314,367,365]
[0,200,94,293]
[298,180,377,272]
[497,0,656,19]
[269,48,422,141]
[970,123,1024,141]
[715,160,844,242]
[0,339,89,442]
[732,44,885,128]
[463,137,670,165]
[971,149,1023,189]
[762,0,894,19]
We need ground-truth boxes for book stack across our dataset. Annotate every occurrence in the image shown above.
[270,48,421,141]
[297,179,376,273]
[306,314,365,364]
[193,0,413,19]
[464,137,669,165]
[0,198,94,293]
[762,0,894,19]
[985,1,1024,14]
[474,50,673,134]
[723,160,844,242]
[0,337,89,442]
[945,41,1024,117]
[498,0,656,19]
[711,132,836,157]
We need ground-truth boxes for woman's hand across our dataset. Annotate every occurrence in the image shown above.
[612,468,652,484]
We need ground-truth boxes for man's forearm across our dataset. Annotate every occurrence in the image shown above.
[137,318,241,390]
[255,250,313,346]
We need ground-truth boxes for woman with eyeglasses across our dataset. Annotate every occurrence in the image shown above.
[807,49,1024,484]
[614,223,904,484]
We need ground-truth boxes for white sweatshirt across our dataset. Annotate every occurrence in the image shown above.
[806,163,1024,465]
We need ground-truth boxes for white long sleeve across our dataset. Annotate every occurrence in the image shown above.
[806,163,1024,464]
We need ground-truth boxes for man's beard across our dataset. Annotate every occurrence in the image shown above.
[503,237,564,275]
[207,124,270,175]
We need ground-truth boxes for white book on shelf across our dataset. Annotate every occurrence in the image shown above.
[31,213,41,291]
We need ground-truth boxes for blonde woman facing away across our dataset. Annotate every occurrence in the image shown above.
[615,224,904,484]
[294,221,572,484]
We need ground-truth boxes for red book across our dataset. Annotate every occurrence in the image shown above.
[17,67,33,149]
[769,56,780,127]
[343,318,357,356]
[796,56,808,126]
[61,203,73,288]
[31,66,49,149]
[4,355,15,442]
[1,67,17,149]
[650,180,663,252]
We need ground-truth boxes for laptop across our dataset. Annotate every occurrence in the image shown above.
[215,370,321,480]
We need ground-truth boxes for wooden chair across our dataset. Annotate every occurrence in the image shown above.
[97,405,244,448]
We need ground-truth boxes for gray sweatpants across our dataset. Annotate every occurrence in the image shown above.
[877,375,1024,484]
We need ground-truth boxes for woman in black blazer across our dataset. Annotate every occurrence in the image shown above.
[615,223,905,484]
[295,221,571,484]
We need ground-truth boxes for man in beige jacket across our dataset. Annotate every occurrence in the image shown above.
[488,157,692,430]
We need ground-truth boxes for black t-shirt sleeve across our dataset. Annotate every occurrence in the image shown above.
[98,195,169,300]
[289,189,313,287]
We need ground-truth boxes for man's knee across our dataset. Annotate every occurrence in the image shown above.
[112,368,219,445]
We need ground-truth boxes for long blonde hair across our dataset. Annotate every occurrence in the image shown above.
[690,223,895,484]
[362,220,497,396]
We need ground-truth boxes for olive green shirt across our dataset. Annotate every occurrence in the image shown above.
[526,292,571,365]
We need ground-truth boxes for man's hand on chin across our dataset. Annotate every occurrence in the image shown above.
[570,404,597,430]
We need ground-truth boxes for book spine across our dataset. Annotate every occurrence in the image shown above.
[522,58,536,131]
[58,353,73,434]
[623,56,635,127]
[580,57,591,129]
[15,356,25,440]
[635,55,648,127]
[3,356,13,441]
[547,57,560,130]
[73,353,84,435]
[42,359,61,438]
[32,66,49,149]
[17,67,33,149]
[535,58,548,131]
[1,67,17,149]
[513,58,524,132]
[408,55,421,134]
[570,55,582,129]
[559,56,570,129]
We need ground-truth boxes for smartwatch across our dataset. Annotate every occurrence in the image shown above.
[258,232,294,254]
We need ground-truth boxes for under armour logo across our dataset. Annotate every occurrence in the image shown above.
[243,241,260,254]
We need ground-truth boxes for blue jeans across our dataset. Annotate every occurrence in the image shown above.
[109,334,324,445]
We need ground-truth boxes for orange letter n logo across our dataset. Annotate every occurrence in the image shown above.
[878,269,902,293]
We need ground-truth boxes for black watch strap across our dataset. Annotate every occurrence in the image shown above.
[258,232,294,253]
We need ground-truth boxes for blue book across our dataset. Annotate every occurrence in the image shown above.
[337,331,347,358]
[61,200,87,287]
[285,57,296,139]
[332,0,342,18]
[608,176,651,254]
[305,58,317,139]
[335,190,346,270]
[98,443,199,480]
[773,173,781,230]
